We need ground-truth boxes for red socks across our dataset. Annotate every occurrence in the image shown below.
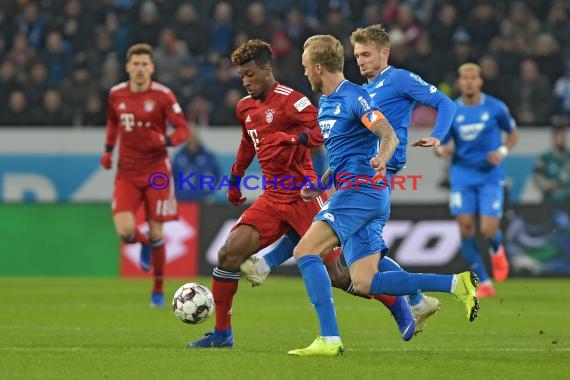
[212,278,239,331]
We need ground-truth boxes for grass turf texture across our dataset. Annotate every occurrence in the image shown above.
[1,277,568,380]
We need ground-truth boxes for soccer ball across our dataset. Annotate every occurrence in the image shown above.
[172,283,214,324]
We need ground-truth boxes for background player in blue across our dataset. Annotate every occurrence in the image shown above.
[288,34,479,357]
[436,63,519,299]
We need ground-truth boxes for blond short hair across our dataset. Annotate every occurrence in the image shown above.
[458,63,481,76]
[350,24,390,48]
[127,43,153,62]
[303,35,344,73]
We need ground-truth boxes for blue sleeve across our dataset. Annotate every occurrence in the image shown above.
[441,125,455,145]
[395,70,456,140]
[496,100,517,133]
[350,87,380,125]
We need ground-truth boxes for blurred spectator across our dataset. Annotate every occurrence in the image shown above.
[283,8,315,48]
[1,90,30,126]
[479,55,513,108]
[209,2,234,57]
[531,33,563,84]
[202,60,241,104]
[175,56,203,106]
[320,4,352,42]
[242,2,274,42]
[31,89,74,126]
[85,28,118,78]
[488,31,525,80]
[552,61,570,127]
[60,64,99,118]
[24,61,52,107]
[80,93,106,127]
[153,28,188,86]
[16,2,45,50]
[211,88,243,126]
[447,29,478,73]
[99,58,122,93]
[8,33,36,74]
[512,59,553,126]
[102,11,130,59]
[544,1,570,54]
[406,36,445,86]
[56,0,95,52]
[186,95,212,127]
[534,126,570,203]
[428,3,459,53]
[41,31,73,84]
[465,1,500,55]
[173,3,209,57]
[0,60,23,99]
[394,4,424,47]
[501,1,541,53]
[172,130,221,203]
[131,1,162,47]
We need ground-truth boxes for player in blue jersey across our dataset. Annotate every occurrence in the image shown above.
[241,24,454,336]
[436,63,519,298]
[287,34,479,357]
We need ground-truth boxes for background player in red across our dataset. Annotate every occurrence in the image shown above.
[99,43,189,307]
[187,39,327,348]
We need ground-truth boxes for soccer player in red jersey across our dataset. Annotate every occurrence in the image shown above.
[187,39,330,348]
[99,43,189,307]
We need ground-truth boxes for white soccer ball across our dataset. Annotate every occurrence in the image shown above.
[172,283,215,324]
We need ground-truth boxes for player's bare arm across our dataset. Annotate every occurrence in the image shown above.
[368,117,399,176]
[411,136,441,149]
[301,167,332,200]
[488,128,519,166]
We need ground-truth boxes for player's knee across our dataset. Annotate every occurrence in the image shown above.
[148,230,163,242]
[480,225,497,240]
[217,243,242,271]
[117,227,136,242]
[351,277,372,296]
[458,222,476,237]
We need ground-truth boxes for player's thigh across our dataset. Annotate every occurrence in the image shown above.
[144,181,178,223]
[218,224,261,270]
[348,253,382,295]
[112,177,143,236]
[294,221,339,259]
[478,182,504,220]
[343,221,387,268]
[449,185,477,219]
[286,195,327,237]
[233,196,288,250]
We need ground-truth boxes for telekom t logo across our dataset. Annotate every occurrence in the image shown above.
[120,113,135,132]
[248,129,260,150]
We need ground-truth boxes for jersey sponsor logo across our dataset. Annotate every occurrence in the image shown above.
[144,100,155,112]
[458,122,485,141]
[358,96,370,111]
[247,129,260,150]
[120,113,135,132]
[265,109,274,123]
[375,79,385,88]
[318,119,336,139]
[409,73,429,86]
[333,104,341,115]
[172,102,182,114]
[293,96,311,112]
[245,115,251,123]
[118,102,126,110]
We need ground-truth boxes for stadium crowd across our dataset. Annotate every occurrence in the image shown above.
[1,0,570,128]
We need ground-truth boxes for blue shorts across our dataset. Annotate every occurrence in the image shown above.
[314,187,389,267]
[449,181,504,219]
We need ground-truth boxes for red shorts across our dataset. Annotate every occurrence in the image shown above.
[112,161,178,222]
[233,193,341,263]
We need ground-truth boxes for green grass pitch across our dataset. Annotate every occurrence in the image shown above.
[1,277,568,379]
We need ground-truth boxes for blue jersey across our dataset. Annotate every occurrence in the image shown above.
[362,66,456,172]
[443,93,516,186]
[317,80,382,189]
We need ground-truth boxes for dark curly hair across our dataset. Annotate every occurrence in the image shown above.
[230,39,273,67]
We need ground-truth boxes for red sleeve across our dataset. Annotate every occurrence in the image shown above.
[287,93,323,148]
[164,91,189,146]
[104,92,119,150]
[231,103,256,176]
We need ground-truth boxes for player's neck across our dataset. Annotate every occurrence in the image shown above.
[322,73,346,96]
[369,63,389,83]
[461,92,481,106]
[129,80,151,93]
[259,79,276,102]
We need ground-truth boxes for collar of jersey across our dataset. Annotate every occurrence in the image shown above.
[457,93,486,107]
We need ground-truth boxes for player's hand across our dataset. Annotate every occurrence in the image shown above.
[227,188,246,206]
[100,152,113,169]
[434,145,453,158]
[261,132,300,147]
[487,150,505,166]
[300,182,324,201]
[370,156,386,176]
[411,137,441,149]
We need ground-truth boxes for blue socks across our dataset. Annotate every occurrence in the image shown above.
[379,257,423,306]
[461,237,489,282]
[488,230,503,254]
[297,255,339,337]
[263,230,299,270]
[370,271,454,295]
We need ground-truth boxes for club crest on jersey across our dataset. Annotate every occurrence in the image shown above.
[144,100,155,112]
[265,108,274,123]
[480,111,490,122]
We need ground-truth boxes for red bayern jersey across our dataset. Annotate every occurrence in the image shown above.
[233,82,324,203]
[104,81,189,174]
